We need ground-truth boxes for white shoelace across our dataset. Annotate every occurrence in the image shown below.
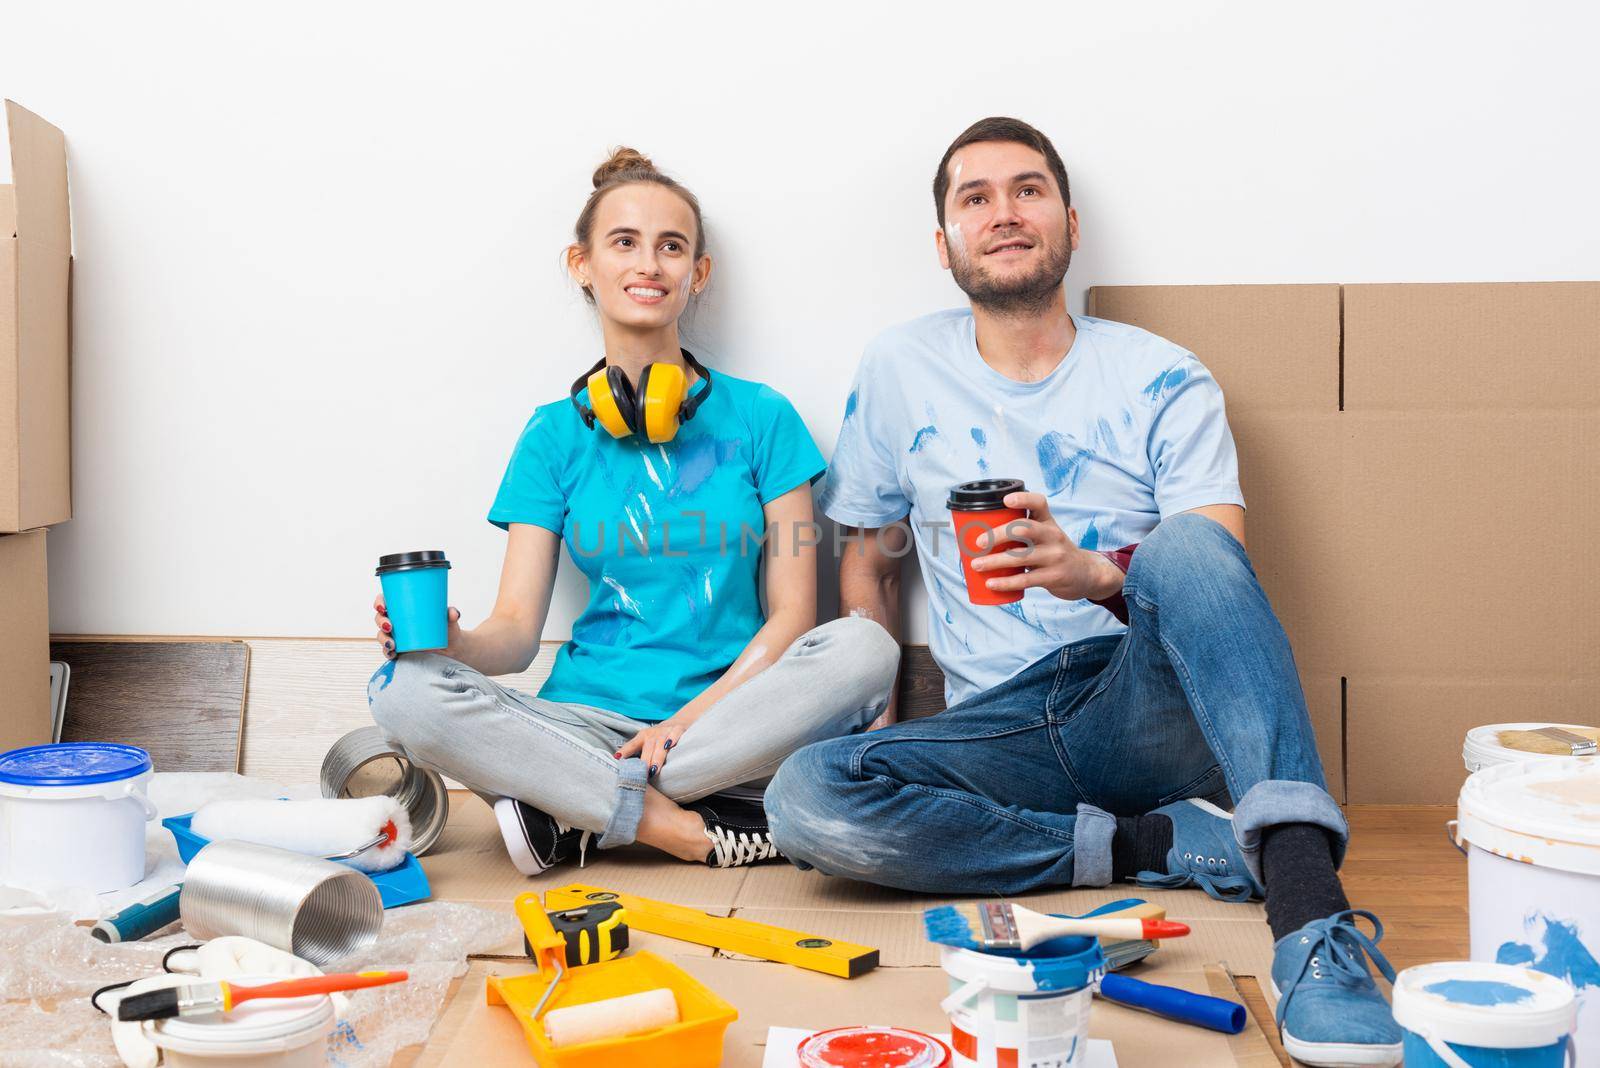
[546,819,593,869]
[704,826,780,868]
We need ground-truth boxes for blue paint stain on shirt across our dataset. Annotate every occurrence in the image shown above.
[1141,366,1188,401]
[844,390,858,421]
[1121,408,1133,428]
[971,427,990,472]
[1080,517,1101,551]
[909,425,941,453]
[669,436,742,497]
[1423,979,1534,1006]
[1036,432,1091,494]
[1496,915,1600,991]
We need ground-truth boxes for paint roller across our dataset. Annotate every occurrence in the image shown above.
[544,988,680,1047]
[189,797,412,873]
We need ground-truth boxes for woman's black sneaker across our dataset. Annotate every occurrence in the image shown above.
[687,796,784,868]
[493,798,593,875]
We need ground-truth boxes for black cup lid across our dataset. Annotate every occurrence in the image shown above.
[946,478,1026,511]
[376,550,451,575]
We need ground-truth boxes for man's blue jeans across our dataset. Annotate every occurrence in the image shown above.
[766,512,1347,894]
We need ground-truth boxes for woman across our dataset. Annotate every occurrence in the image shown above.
[367,148,898,873]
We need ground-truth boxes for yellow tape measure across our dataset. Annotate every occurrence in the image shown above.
[531,900,629,967]
[544,884,878,979]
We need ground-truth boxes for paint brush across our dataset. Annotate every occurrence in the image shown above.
[923,901,1189,953]
[116,970,408,1022]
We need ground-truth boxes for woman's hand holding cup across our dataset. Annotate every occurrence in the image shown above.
[373,595,461,660]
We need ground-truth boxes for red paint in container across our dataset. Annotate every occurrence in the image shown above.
[797,1026,952,1068]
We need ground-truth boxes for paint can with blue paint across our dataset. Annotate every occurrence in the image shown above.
[1454,759,1600,1065]
[1392,961,1575,1067]
[375,550,451,652]
[938,933,1104,1068]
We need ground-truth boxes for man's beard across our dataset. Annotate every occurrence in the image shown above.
[948,233,1071,317]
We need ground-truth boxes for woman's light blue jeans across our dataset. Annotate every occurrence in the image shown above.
[368,616,899,848]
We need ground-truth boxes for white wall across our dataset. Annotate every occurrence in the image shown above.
[5,1,1598,640]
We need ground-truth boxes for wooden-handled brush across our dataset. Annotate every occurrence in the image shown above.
[924,900,1189,953]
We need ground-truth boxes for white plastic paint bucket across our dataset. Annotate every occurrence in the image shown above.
[939,934,1105,1068]
[147,979,335,1068]
[1393,961,1575,1067]
[0,743,157,893]
[1454,759,1600,1066]
[1463,724,1600,774]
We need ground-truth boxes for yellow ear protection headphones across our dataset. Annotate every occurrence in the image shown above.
[569,349,712,444]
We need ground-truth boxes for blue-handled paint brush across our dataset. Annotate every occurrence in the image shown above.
[924,900,1190,953]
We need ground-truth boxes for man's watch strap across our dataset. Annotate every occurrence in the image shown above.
[1087,543,1138,625]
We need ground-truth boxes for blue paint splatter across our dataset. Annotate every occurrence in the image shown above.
[1121,408,1133,428]
[971,427,990,473]
[1423,979,1533,1006]
[1036,432,1091,494]
[1079,517,1101,551]
[1141,366,1189,401]
[909,425,941,453]
[1000,600,1042,632]
[1496,915,1600,991]
[844,390,858,421]
[573,609,630,646]
[366,660,396,705]
[669,436,741,497]
[1094,417,1124,458]
[1497,941,1536,966]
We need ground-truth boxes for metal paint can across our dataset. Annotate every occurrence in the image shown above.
[320,725,449,855]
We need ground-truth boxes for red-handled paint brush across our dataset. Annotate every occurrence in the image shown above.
[923,901,1189,953]
[116,970,408,1022]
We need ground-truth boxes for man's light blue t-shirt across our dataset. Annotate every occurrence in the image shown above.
[819,310,1244,708]
[489,369,826,721]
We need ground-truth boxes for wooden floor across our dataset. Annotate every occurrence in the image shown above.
[1340,805,1467,970]
[1239,804,1466,1064]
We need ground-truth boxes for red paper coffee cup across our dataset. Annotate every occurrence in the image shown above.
[948,478,1028,606]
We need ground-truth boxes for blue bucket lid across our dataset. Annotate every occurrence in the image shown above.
[0,743,153,786]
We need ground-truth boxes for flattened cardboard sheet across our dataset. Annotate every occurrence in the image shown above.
[419,958,1270,1068]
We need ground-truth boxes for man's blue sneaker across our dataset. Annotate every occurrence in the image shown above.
[1134,798,1264,901]
[1269,910,1403,1066]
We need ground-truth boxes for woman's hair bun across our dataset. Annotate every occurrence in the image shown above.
[593,146,656,188]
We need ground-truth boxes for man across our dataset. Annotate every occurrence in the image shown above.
[765,117,1402,1066]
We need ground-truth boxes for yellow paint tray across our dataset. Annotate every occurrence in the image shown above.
[487,892,737,1067]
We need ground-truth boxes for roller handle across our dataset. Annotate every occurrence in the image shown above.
[1098,973,1247,1034]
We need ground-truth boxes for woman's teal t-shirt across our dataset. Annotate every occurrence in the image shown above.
[488,369,826,721]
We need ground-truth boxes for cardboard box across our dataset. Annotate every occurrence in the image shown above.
[1088,281,1600,802]
[1,100,72,532]
[0,529,51,751]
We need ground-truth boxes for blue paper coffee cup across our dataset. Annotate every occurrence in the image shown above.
[376,551,451,653]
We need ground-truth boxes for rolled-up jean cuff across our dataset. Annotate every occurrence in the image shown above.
[1072,803,1116,887]
[599,758,649,848]
[1233,779,1348,883]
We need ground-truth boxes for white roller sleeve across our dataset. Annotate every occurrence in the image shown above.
[189,797,412,872]
[544,988,679,1048]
